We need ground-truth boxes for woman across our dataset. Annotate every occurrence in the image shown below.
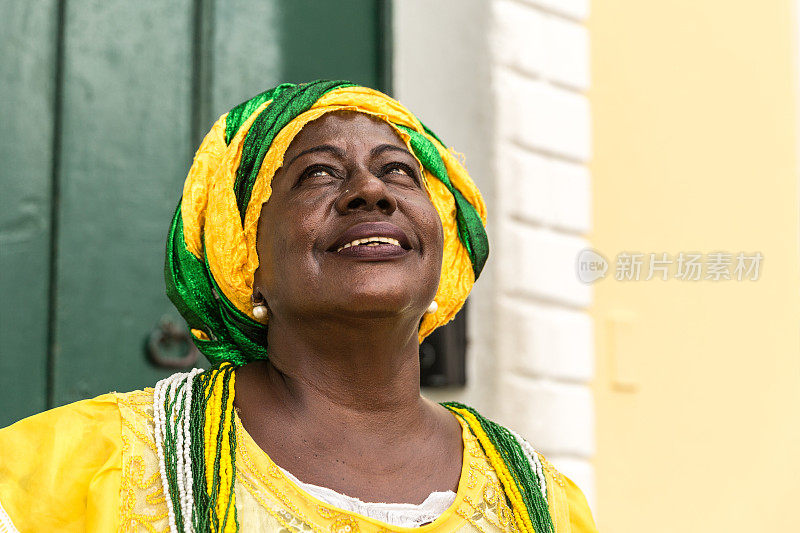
[0,81,597,532]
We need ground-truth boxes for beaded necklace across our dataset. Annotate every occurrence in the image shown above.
[154,363,238,532]
[442,403,553,533]
[153,366,554,533]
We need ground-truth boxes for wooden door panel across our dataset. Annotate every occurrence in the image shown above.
[277,0,386,89]
[0,1,58,426]
[210,0,283,127]
[51,0,195,405]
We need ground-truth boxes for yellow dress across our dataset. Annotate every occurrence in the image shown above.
[0,391,597,533]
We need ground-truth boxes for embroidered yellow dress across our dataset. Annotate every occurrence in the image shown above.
[0,391,597,533]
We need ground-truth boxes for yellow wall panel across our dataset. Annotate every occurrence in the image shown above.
[589,1,800,531]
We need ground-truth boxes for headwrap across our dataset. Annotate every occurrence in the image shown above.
[166,80,489,365]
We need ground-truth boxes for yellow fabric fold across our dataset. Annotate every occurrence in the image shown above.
[563,475,597,533]
[540,458,598,533]
[0,395,122,532]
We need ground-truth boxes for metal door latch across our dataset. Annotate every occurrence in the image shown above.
[147,317,200,369]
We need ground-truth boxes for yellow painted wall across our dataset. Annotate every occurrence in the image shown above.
[589,1,800,531]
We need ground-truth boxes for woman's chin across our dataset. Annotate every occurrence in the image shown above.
[330,289,428,321]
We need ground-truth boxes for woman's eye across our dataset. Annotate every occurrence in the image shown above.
[385,164,410,175]
[383,163,418,184]
[307,168,332,178]
[387,164,412,176]
[297,166,337,185]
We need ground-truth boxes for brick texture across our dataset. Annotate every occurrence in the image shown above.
[498,376,595,457]
[497,145,591,233]
[496,223,591,307]
[543,13,590,90]
[490,0,595,504]
[497,298,594,382]
[496,71,591,161]
[519,0,590,21]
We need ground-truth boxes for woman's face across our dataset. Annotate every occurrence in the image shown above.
[253,111,444,323]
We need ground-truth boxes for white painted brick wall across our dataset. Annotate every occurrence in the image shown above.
[495,70,591,161]
[492,0,546,76]
[549,158,591,233]
[497,298,594,382]
[497,145,591,233]
[490,0,596,508]
[497,223,591,307]
[543,14,590,90]
[496,145,551,224]
[499,376,595,457]
[519,0,590,21]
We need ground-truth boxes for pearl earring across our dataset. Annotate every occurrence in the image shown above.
[252,304,268,320]
[426,300,438,314]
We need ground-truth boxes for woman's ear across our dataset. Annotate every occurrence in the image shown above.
[250,288,265,305]
[251,289,269,321]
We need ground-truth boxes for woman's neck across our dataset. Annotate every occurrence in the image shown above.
[232,312,464,505]
[238,311,431,432]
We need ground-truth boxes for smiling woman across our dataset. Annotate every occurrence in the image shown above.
[252,112,443,326]
[0,81,596,532]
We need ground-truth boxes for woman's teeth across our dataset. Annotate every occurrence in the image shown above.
[335,236,401,252]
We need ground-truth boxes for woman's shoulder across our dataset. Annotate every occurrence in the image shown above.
[0,388,155,436]
[0,388,159,532]
[1,391,122,443]
[443,402,598,533]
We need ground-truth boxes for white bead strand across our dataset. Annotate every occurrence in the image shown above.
[179,368,202,532]
[170,375,186,530]
[509,429,548,500]
[154,373,181,532]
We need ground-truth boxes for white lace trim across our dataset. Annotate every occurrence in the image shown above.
[278,466,457,527]
[0,498,19,533]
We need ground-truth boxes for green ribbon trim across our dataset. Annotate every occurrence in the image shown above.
[231,80,356,223]
[224,83,295,145]
[165,204,268,365]
[442,402,554,533]
[397,125,489,279]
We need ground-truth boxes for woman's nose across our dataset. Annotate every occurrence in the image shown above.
[334,170,397,215]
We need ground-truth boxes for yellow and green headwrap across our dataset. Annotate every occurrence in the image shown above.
[166,80,489,365]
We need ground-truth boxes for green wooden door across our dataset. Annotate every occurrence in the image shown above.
[0,1,59,425]
[0,0,390,426]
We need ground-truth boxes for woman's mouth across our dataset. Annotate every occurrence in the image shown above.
[335,236,401,252]
[328,222,412,259]
[334,237,407,258]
